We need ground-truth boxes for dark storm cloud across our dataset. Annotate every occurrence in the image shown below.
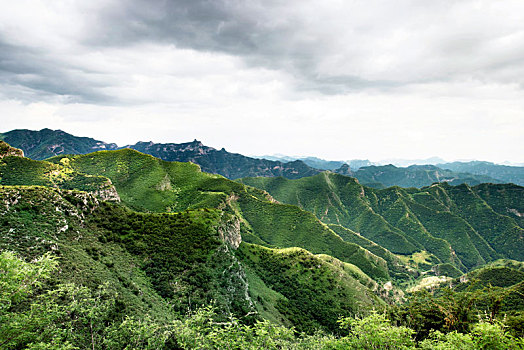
[1,0,524,103]
[85,0,395,93]
[0,38,112,103]
[87,0,524,91]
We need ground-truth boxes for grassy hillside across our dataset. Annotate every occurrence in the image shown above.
[0,185,248,320]
[241,173,524,272]
[0,153,119,199]
[1,185,383,333]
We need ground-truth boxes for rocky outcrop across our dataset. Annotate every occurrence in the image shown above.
[0,141,24,158]
[92,179,121,202]
[217,215,242,249]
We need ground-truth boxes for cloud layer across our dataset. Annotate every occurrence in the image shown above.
[0,0,523,162]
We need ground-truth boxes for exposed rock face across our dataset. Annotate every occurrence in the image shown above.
[217,215,242,249]
[93,179,121,202]
[0,141,24,158]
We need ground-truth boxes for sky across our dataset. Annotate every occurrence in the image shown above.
[1,0,523,163]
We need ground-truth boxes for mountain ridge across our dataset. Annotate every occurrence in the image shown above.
[1,129,321,180]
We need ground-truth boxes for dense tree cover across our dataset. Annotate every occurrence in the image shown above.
[2,251,523,349]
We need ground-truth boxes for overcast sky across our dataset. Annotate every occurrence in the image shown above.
[1,0,523,163]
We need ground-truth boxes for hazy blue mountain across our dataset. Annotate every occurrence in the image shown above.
[348,159,373,170]
[439,161,524,186]
[254,155,371,170]
[376,157,447,167]
[338,164,502,188]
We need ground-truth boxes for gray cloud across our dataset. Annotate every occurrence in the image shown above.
[1,0,524,102]
[0,37,113,103]
[85,1,524,91]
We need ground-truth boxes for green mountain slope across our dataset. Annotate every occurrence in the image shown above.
[0,185,383,333]
[0,143,389,332]
[45,149,398,282]
[240,173,524,272]
[237,243,384,333]
[0,185,255,320]
[0,151,119,200]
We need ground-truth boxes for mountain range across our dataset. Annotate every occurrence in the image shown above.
[0,129,320,180]
[2,128,523,188]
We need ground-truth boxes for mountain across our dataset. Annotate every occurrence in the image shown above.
[342,164,502,188]
[1,129,321,180]
[240,173,524,272]
[254,155,371,171]
[348,159,373,170]
[127,140,321,179]
[439,161,524,186]
[0,128,118,159]
[376,157,447,167]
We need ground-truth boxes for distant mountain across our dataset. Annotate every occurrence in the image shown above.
[439,161,524,186]
[254,155,346,170]
[376,157,447,167]
[296,157,346,170]
[1,129,321,180]
[254,155,372,170]
[342,164,502,188]
[0,128,118,159]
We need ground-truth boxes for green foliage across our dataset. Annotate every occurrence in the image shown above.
[0,250,177,349]
[0,155,112,193]
[238,243,384,333]
[338,312,416,349]
[1,250,523,349]
[0,250,58,312]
